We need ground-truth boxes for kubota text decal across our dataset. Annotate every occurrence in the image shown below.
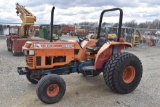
[34,44,73,48]
[62,44,73,48]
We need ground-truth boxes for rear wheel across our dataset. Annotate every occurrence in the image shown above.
[36,74,66,104]
[103,52,142,94]
[11,45,18,56]
[7,47,12,51]
[151,39,156,46]
[123,66,135,83]
[7,44,12,51]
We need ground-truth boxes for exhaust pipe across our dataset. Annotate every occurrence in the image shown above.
[50,6,55,42]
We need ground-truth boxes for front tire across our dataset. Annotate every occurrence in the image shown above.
[36,74,66,104]
[26,72,39,84]
[103,52,142,94]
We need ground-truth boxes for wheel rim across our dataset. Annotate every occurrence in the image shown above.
[33,75,39,79]
[46,84,59,97]
[123,66,136,83]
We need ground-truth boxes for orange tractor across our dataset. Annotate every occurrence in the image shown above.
[17,7,143,104]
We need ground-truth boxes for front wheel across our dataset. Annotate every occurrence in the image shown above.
[36,74,66,104]
[26,72,40,84]
[103,52,142,94]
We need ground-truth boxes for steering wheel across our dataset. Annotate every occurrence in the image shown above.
[77,35,89,43]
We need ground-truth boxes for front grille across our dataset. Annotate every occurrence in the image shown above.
[36,56,41,66]
[26,56,34,68]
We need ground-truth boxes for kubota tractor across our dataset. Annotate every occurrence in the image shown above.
[17,7,143,104]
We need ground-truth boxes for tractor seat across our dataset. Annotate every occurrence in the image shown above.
[86,37,106,53]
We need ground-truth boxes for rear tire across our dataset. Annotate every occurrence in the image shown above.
[103,52,142,94]
[7,46,12,51]
[36,74,66,104]
[11,45,18,56]
[8,48,11,51]
[151,39,156,46]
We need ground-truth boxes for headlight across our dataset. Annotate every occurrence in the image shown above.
[29,50,34,55]
[23,50,34,55]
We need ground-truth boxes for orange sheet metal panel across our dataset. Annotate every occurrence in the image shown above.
[31,42,75,69]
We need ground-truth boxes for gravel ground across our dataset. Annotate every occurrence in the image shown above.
[0,35,160,107]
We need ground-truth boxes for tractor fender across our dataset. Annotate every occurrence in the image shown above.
[94,42,132,69]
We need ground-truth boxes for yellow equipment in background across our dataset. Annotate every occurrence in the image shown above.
[107,34,117,40]
[124,29,142,46]
[131,30,142,46]
[16,3,36,38]
[90,26,117,41]
[6,3,43,56]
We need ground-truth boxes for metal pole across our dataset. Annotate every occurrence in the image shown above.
[50,6,55,42]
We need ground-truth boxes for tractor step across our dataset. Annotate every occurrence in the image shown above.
[81,66,94,76]
[81,66,94,71]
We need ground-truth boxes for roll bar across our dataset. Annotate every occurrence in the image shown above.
[97,8,123,41]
